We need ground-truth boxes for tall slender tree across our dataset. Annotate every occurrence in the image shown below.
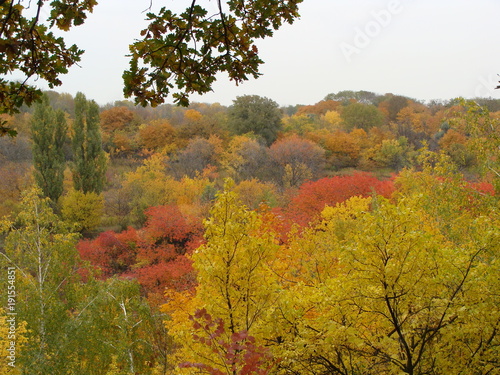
[72,92,107,194]
[30,94,67,203]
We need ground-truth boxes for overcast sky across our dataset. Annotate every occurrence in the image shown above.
[31,0,500,106]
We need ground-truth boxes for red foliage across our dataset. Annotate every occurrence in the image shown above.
[468,181,495,196]
[464,180,495,213]
[77,204,203,297]
[179,309,274,375]
[132,257,196,295]
[142,205,203,254]
[78,227,140,277]
[283,172,395,228]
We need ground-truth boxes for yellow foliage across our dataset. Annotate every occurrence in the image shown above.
[206,134,224,162]
[161,288,200,368]
[321,195,372,221]
[138,119,176,150]
[121,154,174,222]
[165,182,280,371]
[0,162,33,219]
[219,135,255,178]
[271,189,500,373]
[162,158,500,374]
[193,183,279,334]
[233,179,276,208]
[323,130,361,160]
[61,190,104,232]
[322,110,342,129]
[438,129,467,150]
[396,103,434,135]
[282,113,315,134]
[0,309,28,375]
[183,109,203,123]
[122,152,215,224]
[283,162,312,189]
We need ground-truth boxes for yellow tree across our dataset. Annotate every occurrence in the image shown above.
[322,110,342,130]
[281,113,316,135]
[219,135,269,182]
[233,179,277,209]
[61,189,104,233]
[193,182,279,334]
[268,196,375,374]
[100,106,139,155]
[220,135,255,179]
[165,181,280,373]
[269,161,500,375]
[336,197,499,374]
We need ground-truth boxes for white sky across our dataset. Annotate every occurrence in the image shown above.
[31,0,500,106]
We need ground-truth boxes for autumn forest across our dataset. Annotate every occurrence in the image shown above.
[1,90,500,375]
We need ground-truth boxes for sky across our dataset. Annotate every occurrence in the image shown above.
[27,0,500,107]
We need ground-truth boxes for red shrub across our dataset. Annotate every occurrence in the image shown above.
[77,204,204,298]
[284,172,395,227]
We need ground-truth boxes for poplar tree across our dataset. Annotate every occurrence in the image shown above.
[72,92,107,194]
[30,94,67,203]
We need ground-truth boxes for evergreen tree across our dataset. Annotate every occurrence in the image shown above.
[72,92,107,194]
[30,95,67,203]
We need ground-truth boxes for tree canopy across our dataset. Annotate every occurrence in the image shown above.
[0,0,97,136]
[227,95,283,146]
[0,0,303,136]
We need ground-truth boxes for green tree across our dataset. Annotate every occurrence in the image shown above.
[340,102,385,131]
[30,94,67,203]
[363,137,414,171]
[0,186,82,374]
[227,95,283,146]
[0,186,169,374]
[72,277,172,375]
[71,92,107,194]
[325,90,382,105]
